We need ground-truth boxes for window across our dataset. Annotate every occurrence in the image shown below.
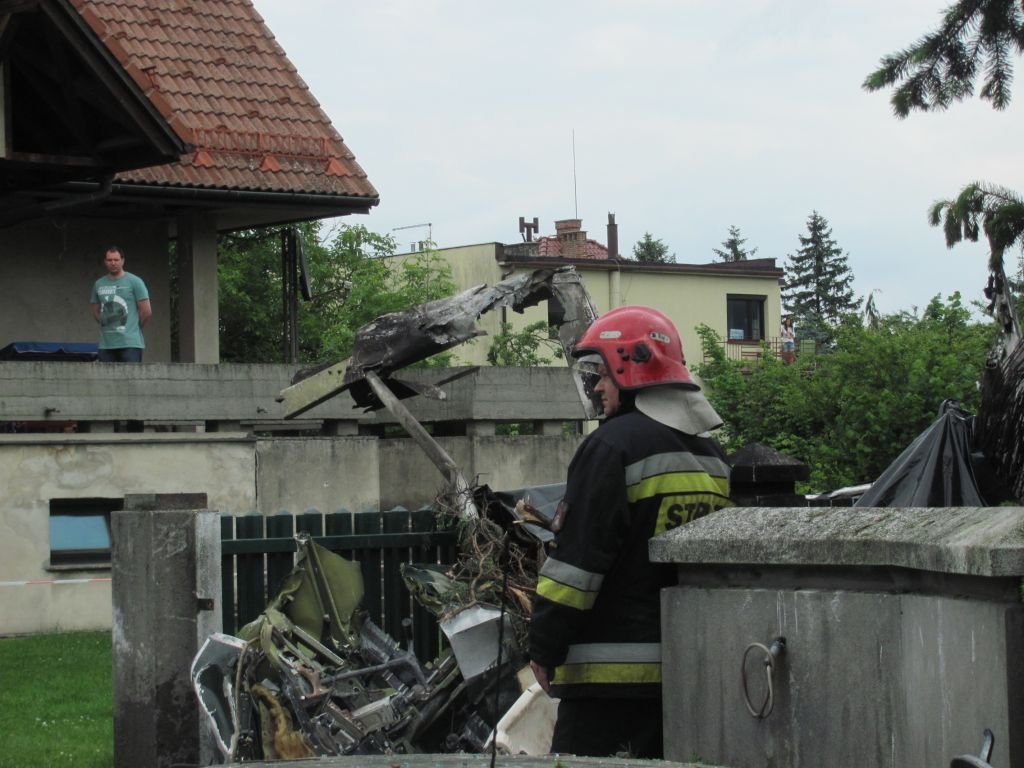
[726,295,765,342]
[49,498,122,568]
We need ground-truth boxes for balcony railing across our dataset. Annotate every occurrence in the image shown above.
[702,337,816,364]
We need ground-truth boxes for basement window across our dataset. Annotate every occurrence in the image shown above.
[726,295,765,342]
[48,498,122,569]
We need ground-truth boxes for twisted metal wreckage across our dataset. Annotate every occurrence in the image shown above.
[191,267,599,761]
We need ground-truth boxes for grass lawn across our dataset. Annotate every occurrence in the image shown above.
[0,631,113,768]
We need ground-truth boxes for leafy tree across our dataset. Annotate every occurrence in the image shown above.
[929,182,1024,278]
[632,232,675,263]
[695,293,996,491]
[782,212,858,326]
[218,222,456,364]
[865,1,1024,312]
[712,225,758,262]
[486,321,564,366]
[863,0,1024,117]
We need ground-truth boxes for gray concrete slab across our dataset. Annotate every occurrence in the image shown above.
[649,506,1024,577]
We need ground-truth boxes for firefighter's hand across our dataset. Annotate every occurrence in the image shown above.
[529,660,552,694]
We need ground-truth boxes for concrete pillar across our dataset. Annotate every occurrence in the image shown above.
[466,420,496,436]
[323,419,360,436]
[537,420,567,436]
[610,268,622,309]
[652,506,1024,768]
[176,213,220,363]
[112,493,221,768]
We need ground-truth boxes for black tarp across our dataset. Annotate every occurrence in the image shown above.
[854,400,1012,508]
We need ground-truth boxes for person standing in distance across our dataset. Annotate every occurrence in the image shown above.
[529,306,733,759]
[90,246,151,362]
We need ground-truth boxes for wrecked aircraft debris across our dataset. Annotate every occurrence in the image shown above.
[193,268,595,760]
[277,266,597,522]
[192,516,549,761]
[277,266,598,418]
[193,534,532,760]
[975,266,1024,502]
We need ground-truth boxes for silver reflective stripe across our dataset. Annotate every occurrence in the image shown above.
[539,557,604,592]
[564,642,661,664]
[625,451,730,485]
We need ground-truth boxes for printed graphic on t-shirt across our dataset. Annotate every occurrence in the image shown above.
[96,286,129,332]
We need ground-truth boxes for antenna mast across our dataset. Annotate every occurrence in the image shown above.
[572,129,578,219]
[391,222,433,252]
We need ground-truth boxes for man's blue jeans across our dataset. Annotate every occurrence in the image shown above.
[98,348,143,363]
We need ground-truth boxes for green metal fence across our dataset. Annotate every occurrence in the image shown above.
[220,507,458,663]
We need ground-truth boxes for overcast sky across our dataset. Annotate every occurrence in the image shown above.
[254,0,1020,317]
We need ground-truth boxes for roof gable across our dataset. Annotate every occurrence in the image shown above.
[0,0,185,198]
[72,0,377,202]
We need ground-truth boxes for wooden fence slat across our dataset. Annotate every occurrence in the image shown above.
[266,514,295,599]
[381,508,410,644]
[411,507,443,661]
[235,515,266,629]
[325,510,354,560]
[220,515,237,634]
[220,509,458,663]
[297,510,324,537]
[355,511,383,628]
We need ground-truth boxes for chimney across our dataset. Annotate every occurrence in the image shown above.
[555,219,585,259]
[607,213,618,259]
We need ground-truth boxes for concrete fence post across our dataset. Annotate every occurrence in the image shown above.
[112,493,221,768]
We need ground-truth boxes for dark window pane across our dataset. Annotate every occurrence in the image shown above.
[726,296,766,341]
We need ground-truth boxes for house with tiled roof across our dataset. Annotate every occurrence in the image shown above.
[1,0,377,362]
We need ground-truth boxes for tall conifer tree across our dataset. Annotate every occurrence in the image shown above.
[782,211,858,324]
[712,225,757,262]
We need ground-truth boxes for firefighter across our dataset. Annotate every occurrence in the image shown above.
[529,305,733,759]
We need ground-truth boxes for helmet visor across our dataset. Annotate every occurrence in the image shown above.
[572,354,604,420]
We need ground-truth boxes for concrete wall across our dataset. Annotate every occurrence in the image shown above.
[0,434,254,635]
[1,218,172,361]
[0,429,581,635]
[662,587,1020,768]
[0,364,588,635]
[255,437,382,515]
[653,506,1024,768]
[379,435,578,510]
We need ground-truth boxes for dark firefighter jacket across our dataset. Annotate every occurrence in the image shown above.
[529,407,732,699]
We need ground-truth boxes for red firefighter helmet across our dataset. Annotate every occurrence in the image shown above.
[573,306,697,390]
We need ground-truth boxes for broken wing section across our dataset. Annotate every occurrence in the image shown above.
[278,265,598,417]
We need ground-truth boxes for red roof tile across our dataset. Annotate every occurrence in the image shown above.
[70,0,377,200]
[535,235,609,260]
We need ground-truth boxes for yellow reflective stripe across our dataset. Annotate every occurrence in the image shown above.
[536,574,597,610]
[626,472,730,503]
[554,661,662,686]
